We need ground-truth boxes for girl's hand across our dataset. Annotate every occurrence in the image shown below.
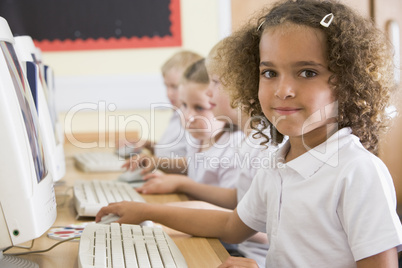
[218,257,259,268]
[95,201,148,224]
[122,153,156,174]
[136,174,189,194]
[142,170,165,181]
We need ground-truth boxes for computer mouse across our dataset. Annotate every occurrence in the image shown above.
[140,220,154,227]
[98,214,120,224]
[99,214,153,227]
[118,169,144,183]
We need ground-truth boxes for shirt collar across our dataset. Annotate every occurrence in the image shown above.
[277,127,356,179]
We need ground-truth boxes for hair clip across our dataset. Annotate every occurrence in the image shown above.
[320,13,334,27]
[257,20,265,31]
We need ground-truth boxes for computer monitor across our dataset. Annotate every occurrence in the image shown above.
[34,47,42,64]
[0,17,57,267]
[14,35,66,182]
[42,64,64,144]
[14,35,63,145]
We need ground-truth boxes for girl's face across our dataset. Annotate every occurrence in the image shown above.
[206,73,238,123]
[179,82,225,140]
[258,24,336,140]
[163,68,182,108]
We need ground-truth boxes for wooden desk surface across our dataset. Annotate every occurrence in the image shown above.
[11,140,229,268]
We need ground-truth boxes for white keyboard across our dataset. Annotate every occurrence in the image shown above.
[74,180,145,217]
[74,152,126,172]
[78,223,188,268]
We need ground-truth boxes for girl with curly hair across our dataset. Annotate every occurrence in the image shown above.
[97,0,402,266]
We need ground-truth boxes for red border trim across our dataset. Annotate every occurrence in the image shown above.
[33,0,181,51]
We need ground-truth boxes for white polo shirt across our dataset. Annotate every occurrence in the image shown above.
[186,130,244,188]
[236,130,281,202]
[235,131,275,268]
[237,127,402,267]
[154,111,187,158]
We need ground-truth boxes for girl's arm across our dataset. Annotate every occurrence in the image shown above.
[95,201,256,244]
[155,157,187,174]
[138,174,238,209]
[165,201,269,245]
[176,179,238,209]
[356,247,398,268]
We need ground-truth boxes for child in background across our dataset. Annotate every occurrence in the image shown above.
[136,42,270,266]
[136,41,261,199]
[119,50,202,158]
[98,0,402,266]
[124,58,244,189]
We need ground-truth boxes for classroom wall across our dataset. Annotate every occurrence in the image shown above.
[231,0,370,32]
[44,0,230,142]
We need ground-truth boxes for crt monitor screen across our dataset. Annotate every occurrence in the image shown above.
[0,41,47,182]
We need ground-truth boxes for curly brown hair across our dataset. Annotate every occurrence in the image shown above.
[218,0,396,154]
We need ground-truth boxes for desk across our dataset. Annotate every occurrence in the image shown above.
[10,136,229,267]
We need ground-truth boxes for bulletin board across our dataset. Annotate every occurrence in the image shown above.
[0,0,181,51]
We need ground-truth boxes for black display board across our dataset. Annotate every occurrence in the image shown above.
[0,0,181,51]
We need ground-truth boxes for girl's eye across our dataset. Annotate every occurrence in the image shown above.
[262,70,277,78]
[212,79,220,85]
[195,105,205,112]
[181,103,187,109]
[300,70,317,78]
